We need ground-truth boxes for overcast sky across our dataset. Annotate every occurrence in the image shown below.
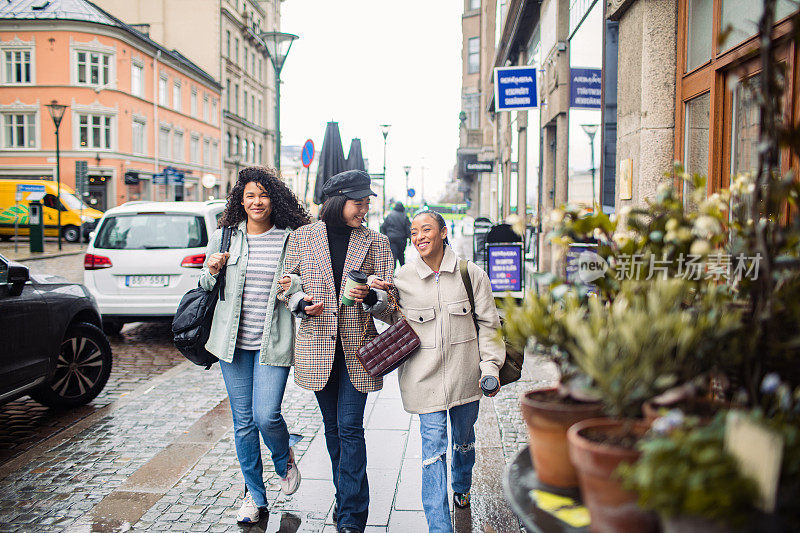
[279,0,462,203]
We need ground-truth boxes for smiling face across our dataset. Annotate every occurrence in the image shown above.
[342,197,370,228]
[241,181,272,227]
[411,213,447,261]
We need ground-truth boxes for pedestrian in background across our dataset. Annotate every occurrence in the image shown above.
[277,170,396,533]
[200,167,309,524]
[371,210,505,533]
[380,201,411,267]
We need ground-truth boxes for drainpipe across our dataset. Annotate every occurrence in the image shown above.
[154,50,161,200]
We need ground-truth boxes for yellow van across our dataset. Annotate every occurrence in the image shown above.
[0,179,104,243]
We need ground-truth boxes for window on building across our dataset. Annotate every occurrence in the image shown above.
[243,137,249,161]
[250,140,255,163]
[463,93,480,129]
[234,84,239,116]
[78,114,112,149]
[226,131,231,156]
[190,88,198,116]
[233,135,239,156]
[173,130,185,161]
[159,127,170,159]
[719,0,796,53]
[212,141,219,167]
[203,95,209,122]
[173,81,182,111]
[211,98,218,125]
[258,143,262,163]
[2,113,35,148]
[250,95,255,124]
[226,79,231,111]
[131,62,144,97]
[686,0,713,72]
[190,135,200,163]
[159,75,168,106]
[683,92,711,207]
[243,89,248,120]
[258,58,262,81]
[77,51,111,85]
[251,52,255,75]
[469,0,480,11]
[226,30,231,58]
[467,37,480,74]
[203,138,211,166]
[234,37,239,63]
[244,47,248,74]
[132,119,146,154]
[257,99,261,126]
[4,49,32,83]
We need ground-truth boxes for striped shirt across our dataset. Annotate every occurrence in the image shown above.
[236,226,286,350]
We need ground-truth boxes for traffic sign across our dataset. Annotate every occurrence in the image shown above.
[16,183,46,202]
[153,172,167,185]
[301,139,315,168]
[407,188,416,198]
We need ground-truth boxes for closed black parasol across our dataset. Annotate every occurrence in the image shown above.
[313,121,347,205]
[345,138,366,171]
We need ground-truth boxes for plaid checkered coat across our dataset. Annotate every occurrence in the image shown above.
[278,221,396,393]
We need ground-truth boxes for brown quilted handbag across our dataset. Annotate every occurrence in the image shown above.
[356,293,421,377]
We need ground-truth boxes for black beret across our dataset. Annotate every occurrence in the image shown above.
[322,170,377,200]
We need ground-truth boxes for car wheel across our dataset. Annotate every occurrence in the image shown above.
[30,322,112,409]
[62,225,80,243]
[102,319,124,336]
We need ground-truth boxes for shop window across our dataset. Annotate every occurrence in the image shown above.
[686,0,712,71]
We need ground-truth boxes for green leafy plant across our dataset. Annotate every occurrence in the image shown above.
[618,416,759,526]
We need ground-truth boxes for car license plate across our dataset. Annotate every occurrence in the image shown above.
[126,275,169,287]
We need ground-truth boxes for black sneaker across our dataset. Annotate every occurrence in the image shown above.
[453,491,471,509]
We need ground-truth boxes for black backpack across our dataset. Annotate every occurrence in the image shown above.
[172,226,233,369]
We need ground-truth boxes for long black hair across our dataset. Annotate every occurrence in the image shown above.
[218,167,310,230]
[318,195,348,226]
[412,209,450,246]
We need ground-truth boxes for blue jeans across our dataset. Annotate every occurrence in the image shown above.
[314,345,369,532]
[419,400,480,533]
[219,348,291,508]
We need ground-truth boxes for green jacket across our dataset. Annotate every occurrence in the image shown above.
[199,221,295,366]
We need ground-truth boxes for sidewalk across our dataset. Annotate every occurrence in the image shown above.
[0,357,524,532]
[0,239,85,262]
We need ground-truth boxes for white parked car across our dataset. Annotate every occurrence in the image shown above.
[83,200,226,334]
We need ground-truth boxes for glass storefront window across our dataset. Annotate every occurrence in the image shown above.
[686,0,712,71]
[683,92,711,208]
[720,0,796,53]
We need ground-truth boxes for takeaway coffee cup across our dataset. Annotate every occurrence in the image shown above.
[341,270,368,306]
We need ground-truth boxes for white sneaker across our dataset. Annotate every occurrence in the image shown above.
[236,493,260,524]
[280,447,301,495]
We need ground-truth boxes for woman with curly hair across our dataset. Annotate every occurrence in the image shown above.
[199,167,309,524]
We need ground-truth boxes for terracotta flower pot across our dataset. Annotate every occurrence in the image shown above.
[567,418,658,533]
[520,388,603,488]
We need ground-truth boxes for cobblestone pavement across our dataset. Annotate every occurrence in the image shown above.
[492,355,559,462]
[0,238,85,263]
[0,361,324,533]
[0,323,185,466]
[17,248,85,284]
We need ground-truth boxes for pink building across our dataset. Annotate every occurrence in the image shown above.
[0,0,223,210]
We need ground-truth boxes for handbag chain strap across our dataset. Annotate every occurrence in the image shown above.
[359,290,405,345]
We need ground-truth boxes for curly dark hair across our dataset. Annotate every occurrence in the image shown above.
[218,167,310,229]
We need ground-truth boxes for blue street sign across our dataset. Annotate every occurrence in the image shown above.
[153,172,167,185]
[494,66,538,111]
[570,67,602,109]
[302,139,315,168]
[407,188,416,198]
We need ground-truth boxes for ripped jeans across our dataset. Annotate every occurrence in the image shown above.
[418,400,480,533]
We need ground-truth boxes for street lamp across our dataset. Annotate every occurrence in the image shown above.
[380,124,391,215]
[260,31,298,171]
[581,124,600,210]
[403,165,411,206]
[46,101,67,250]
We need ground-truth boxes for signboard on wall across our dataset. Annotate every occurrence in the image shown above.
[487,243,524,296]
[569,67,602,109]
[494,66,538,111]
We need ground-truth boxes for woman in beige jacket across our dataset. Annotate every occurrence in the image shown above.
[372,210,505,533]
